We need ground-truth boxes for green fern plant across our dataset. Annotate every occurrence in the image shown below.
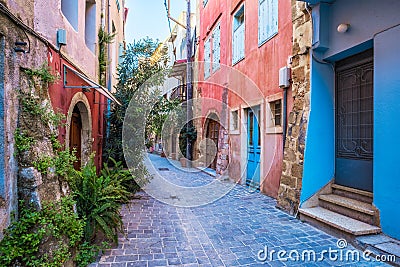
[68,156,130,243]
[101,157,138,195]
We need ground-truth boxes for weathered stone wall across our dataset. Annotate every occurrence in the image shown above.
[17,72,66,208]
[0,3,64,234]
[276,0,311,215]
[216,86,229,177]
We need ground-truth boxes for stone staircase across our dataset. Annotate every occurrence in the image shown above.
[299,184,381,237]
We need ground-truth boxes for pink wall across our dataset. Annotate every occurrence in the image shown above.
[34,0,98,78]
[198,0,293,198]
[48,48,106,170]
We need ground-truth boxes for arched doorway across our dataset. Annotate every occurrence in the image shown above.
[66,93,92,169]
[70,106,82,169]
[205,114,220,170]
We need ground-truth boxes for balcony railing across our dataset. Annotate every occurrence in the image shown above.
[170,84,187,102]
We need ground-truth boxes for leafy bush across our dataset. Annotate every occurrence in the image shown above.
[0,197,84,267]
[33,156,53,175]
[75,241,109,267]
[68,157,130,243]
[14,128,35,154]
[19,95,65,127]
[53,149,77,177]
[23,63,59,84]
[102,157,140,195]
[179,122,197,158]
[32,149,76,177]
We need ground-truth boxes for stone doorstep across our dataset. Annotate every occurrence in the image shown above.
[319,194,376,215]
[332,184,373,198]
[364,245,400,267]
[357,234,400,265]
[299,206,381,236]
[196,167,216,177]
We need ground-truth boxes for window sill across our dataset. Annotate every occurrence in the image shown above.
[229,129,240,135]
[258,32,278,48]
[212,65,220,74]
[232,56,245,66]
[266,126,283,134]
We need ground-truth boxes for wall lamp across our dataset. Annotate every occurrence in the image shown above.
[337,23,350,33]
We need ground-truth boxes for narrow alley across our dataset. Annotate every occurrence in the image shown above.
[92,154,385,267]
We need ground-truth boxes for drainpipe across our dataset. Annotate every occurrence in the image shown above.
[104,0,113,167]
[282,87,288,151]
[107,0,112,94]
[101,0,106,27]
[185,0,193,166]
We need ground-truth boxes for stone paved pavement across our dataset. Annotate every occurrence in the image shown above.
[91,154,388,267]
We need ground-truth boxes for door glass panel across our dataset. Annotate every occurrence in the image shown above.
[257,110,261,146]
[336,62,373,159]
[249,112,253,146]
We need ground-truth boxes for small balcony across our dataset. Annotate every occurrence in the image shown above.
[170,84,187,102]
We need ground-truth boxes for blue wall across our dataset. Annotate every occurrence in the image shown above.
[300,54,335,203]
[322,0,400,61]
[374,25,400,240]
[301,0,400,240]
[0,37,4,199]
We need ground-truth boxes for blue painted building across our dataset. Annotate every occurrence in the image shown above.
[294,0,400,241]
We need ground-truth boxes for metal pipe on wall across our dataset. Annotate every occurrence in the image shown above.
[283,88,287,151]
[185,0,193,166]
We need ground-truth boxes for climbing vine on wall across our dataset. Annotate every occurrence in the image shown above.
[98,27,115,86]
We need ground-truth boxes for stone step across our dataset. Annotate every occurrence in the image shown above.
[319,194,375,215]
[355,235,400,266]
[319,194,377,225]
[332,184,373,203]
[299,207,381,236]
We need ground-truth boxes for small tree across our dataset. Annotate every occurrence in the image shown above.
[146,96,180,147]
[104,38,169,181]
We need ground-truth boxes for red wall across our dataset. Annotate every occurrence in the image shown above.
[47,48,106,170]
[198,0,293,197]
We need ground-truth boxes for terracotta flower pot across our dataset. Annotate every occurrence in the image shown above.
[180,158,187,167]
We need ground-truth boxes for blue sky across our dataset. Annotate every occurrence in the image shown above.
[124,0,193,43]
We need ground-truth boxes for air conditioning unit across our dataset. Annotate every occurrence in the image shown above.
[279,66,291,89]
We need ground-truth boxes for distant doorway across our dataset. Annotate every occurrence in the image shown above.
[66,93,92,170]
[246,106,261,188]
[205,116,220,170]
[70,106,82,170]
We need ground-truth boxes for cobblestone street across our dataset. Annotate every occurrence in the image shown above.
[92,154,387,267]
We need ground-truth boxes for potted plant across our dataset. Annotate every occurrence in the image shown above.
[178,122,197,167]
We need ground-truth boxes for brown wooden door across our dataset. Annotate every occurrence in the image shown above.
[70,108,82,170]
[206,119,219,170]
